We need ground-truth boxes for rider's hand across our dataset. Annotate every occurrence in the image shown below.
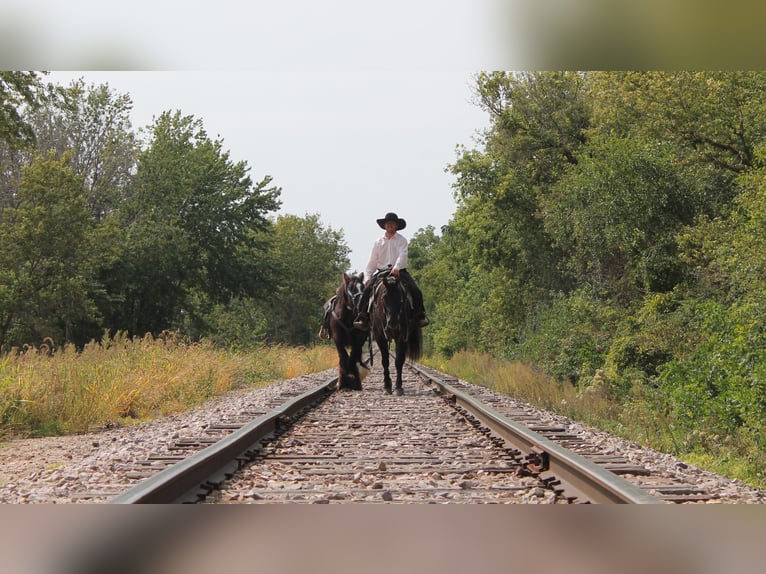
[391,266,400,277]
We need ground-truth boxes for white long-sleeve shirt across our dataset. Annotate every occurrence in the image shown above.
[364,232,409,279]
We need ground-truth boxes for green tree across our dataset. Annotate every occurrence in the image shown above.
[0,71,42,150]
[262,213,350,345]
[28,78,139,221]
[588,71,766,175]
[429,72,588,355]
[0,72,45,210]
[0,153,99,348]
[659,144,766,439]
[111,111,281,336]
[543,135,704,298]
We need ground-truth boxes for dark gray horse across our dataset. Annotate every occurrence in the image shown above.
[369,269,422,395]
[328,272,369,390]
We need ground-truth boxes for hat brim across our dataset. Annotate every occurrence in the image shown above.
[377,217,406,230]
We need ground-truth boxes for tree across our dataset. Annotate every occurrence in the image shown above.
[408,225,440,274]
[543,135,704,297]
[588,71,766,175]
[28,78,139,221]
[110,111,281,336]
[0,72,42,150]
[0,72,45,210]
[0,153,99,348]
[427,72,588,354]
[262,214,350,345]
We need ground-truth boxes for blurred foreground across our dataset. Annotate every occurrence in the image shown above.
[2,505,764,574]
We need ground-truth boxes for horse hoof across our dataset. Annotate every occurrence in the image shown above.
[384,386,392,394]
[395,387,403,396]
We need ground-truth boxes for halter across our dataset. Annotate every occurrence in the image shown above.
[331,277,364,334]
[346,282,364,313]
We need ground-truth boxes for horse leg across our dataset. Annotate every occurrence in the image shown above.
[394,341,406,396]
[348,331,366,391]
[378,337,392,394]
[336,342,351,390]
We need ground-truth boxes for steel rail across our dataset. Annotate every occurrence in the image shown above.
[109,377,338,504]
[410,363,663,504]
[109,361,662,504]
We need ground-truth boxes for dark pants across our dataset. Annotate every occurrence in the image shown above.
[358,268,426,319]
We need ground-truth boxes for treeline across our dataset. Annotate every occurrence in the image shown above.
[410,72,766,474]
[0,72,349,350]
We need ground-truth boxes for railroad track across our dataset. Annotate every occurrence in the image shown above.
[412,364,720,504]
[106,360,716,505]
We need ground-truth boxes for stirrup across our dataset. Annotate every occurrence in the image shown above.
[417,316,429,327]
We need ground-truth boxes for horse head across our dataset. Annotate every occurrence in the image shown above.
[341,271,365,315]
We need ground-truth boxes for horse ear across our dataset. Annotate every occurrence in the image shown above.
[359,272,364,282]
[343,272,350,284]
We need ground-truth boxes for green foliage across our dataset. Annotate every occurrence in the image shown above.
[203,297,269,350]
[407,225,440,273]
[0,153,101,348]
[260,214,349,345]
[0,78,351,352]
[416,72,766,484]
[544,136,702,297]
[588,71,766,174]
[655,147,766,445]
[29,79,139,221]
[516,289,617,387]
[0,71,43,149]
[658,301,766,439]
[112,111,282,336]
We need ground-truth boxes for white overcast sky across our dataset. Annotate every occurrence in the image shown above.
[21,1,511,272]
[47,70,490,273]
[0,0,512,272]
[17,2,745,272]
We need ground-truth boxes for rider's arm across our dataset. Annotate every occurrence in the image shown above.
[364,240,380,280]
[392,234,408,274]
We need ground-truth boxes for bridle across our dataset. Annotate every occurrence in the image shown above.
[331,278,364,334]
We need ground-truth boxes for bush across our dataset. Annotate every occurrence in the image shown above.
[658,300,766,438]
[516,288,617,387]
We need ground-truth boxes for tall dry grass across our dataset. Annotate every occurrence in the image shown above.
[0,332,336,437]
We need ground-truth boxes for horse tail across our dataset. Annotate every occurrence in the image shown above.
[407,325,423,362]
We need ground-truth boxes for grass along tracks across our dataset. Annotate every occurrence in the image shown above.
[0,357,763,503]
[0,332,337,438]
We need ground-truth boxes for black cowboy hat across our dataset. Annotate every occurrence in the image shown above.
[376,212,406,230]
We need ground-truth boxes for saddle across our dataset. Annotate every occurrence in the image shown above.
[369,267,413,313]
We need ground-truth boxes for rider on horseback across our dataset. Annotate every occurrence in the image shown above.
[352,212,429,331]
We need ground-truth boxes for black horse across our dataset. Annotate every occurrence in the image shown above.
[369,269,423,395]
[328,272,369,390]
